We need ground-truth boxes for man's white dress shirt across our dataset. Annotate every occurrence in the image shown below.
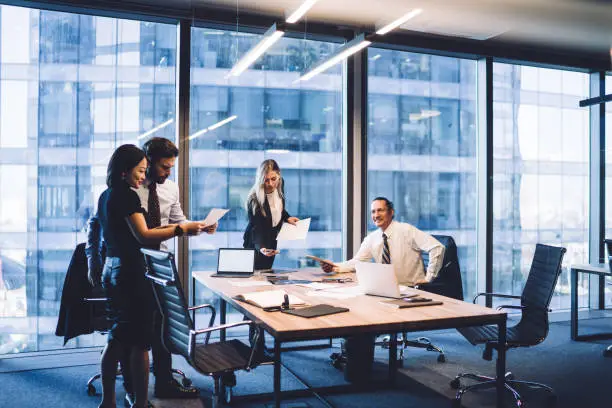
[133,179,187,251]
[336,220,445,285]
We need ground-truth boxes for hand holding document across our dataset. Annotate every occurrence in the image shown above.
[276,217,311,241]
[201,208,229,227]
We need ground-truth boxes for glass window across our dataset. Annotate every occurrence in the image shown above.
[367,48,478,300]
[189,29,344,321]
[493,63,589,310]
[0,5,177,355]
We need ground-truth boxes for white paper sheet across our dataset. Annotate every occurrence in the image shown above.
[297,282,341,291]
[227,280,273,287]
[276,217,311,241]
[201,208,230,226]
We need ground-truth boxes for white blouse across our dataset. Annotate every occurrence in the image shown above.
[266,190,283,227]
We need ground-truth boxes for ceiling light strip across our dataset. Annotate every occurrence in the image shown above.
[286,0,320,24]
[376,8,423,35]
[299,34,371,82]
[228,24,284,77]
[137,118,174,140]
[189,115,238,140]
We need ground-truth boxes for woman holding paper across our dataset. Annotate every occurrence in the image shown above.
[243,159,299,270]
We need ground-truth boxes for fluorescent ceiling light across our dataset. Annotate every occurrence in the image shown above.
[189,115,238,140]
[227,24,284,78]
[376,9,423,35]
[286,0,319,23]
[298,34,371,82]
[266,149,290,154]
[370,54,381,61]
[138,118,174,140]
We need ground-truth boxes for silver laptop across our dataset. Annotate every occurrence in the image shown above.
[211,248,255,278]
[355,262,404,298]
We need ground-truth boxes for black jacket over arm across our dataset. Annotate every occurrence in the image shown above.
[243,195,290,270]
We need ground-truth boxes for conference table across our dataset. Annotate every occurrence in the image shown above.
[193,269,507,408]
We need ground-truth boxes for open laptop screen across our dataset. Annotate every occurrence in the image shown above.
[217,248,255,275]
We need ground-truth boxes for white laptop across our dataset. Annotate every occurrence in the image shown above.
[355,262,413,299]
[211,248,255,278]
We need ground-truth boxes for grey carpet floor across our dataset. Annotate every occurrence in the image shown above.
[1,318,611,408]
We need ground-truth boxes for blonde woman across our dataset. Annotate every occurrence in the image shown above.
[243,159,298,270]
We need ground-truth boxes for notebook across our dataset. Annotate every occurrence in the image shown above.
[211,248,255,278]
[281,304,349,318]
[233,289,306,309]
[379,297,443,309]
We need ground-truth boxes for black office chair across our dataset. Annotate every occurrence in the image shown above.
[450,243,566,408]
[381,235,463,364]
[141,248,263,407]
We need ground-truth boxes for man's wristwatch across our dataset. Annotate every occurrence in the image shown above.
[174,225,184,237]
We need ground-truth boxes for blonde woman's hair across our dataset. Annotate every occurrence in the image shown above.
[246,159,284,216]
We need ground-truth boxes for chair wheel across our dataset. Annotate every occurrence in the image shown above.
[87,384,96,396]
[437,354,446,363]
[450,378,461,389]
[182,377,192,387]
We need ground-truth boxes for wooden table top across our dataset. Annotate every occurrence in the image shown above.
[193,269,506,342]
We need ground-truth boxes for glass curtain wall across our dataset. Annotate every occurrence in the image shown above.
[605,74,612,305]
[0,5,177,355]
[366,48,478,300]
[492,63,589,310]
[189,28,343,318]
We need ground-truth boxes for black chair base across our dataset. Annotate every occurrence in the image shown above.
[450,371,557,408]
[604,345,612,357]
[86,367,191,396]
[380,334,446,366]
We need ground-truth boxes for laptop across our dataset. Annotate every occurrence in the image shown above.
[211,248,255,278]
[355,262,415,299]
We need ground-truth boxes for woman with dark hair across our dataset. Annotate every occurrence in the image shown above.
[243,159,299,270]
[97,144,188,408]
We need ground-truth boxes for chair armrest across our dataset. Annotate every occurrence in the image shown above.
[472,292,521,304]
[188,303,214,312]
[496,304,525,311]
[192,320,253,336]
[188,304,216,342]
[145,274,175,287]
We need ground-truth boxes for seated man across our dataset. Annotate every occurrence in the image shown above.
[319,196,445,286]
[316,196,446,381]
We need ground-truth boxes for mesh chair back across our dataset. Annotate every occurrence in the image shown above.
[421,235,464,300]
[520,244,566,311]
[141,248,193,359]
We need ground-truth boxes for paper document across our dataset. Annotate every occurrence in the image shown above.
[227,280,273,287]
[276,218,311,241]
[201,208,230,227]
[297,282,341,291]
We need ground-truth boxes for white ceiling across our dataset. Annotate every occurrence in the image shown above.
[138,0,612,54]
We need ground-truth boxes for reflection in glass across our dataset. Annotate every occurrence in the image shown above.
[367,49,478,300]
[493,63,589,310]
[0,5,177,355]
[189,29,343,317]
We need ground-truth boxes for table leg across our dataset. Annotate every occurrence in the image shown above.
[496,316,507,408]
[571,268,578,340]
[599,274,606,310]
[274,338,282,408]
[388,332,398,384]
[220,298,227,342]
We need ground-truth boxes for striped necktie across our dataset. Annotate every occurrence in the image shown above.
[147,182,161,229]
[382,233,391,264]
